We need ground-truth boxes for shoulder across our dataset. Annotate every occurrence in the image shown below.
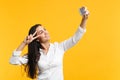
[51,42,64,51]
[50,42,59,47]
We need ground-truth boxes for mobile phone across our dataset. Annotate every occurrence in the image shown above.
[80,7,88,15]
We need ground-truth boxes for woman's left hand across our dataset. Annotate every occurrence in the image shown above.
[80,6,90,20]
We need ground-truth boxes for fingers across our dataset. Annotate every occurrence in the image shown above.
[27,34,32,40]
[26,31,41,42]
[82,10,89,19]
[33,31,37,36]
[32,31,41,40]
[80,6,90,17]
[33,35,40,40]
[83,10,89,15]
[86,10,90,15]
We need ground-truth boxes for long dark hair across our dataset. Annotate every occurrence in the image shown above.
[25,24,42,79]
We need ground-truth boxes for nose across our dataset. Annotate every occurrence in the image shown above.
[45,31,48,35]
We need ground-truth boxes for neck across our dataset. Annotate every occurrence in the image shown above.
[40,41,50,50]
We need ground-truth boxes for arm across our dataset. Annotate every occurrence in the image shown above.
[16,41,27,51]
[80,13,89,29]
[9,31,40,65]
[58,8,89,52]
[80,6,89,29]
[16,30,39,51]
[9,40,27,65]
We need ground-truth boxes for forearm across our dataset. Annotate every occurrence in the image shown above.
[16,41,27,51]
[80,17,88,29]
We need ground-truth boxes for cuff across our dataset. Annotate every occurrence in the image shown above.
[78,26,86,33]
[12,50,22,56]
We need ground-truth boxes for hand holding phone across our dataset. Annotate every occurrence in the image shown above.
[80,6,89,16]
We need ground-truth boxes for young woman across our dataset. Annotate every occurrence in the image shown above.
[9,7,89,80]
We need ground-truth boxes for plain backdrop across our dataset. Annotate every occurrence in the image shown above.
[0,0,120,80]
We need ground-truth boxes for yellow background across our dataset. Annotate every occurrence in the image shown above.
[0,0,120,80]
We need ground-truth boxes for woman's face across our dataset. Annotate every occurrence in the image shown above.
[36,26,50,43]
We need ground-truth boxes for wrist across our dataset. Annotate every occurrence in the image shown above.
[22,40,27,45]
[82,17,87,21]
[82,15,88,20]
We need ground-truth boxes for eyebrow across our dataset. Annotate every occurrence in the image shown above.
[37,29,44,34]
[37,27,46,32]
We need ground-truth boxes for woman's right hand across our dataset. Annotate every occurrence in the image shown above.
[23,31,40,45]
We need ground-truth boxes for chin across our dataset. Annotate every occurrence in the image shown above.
[47,38,50,41]
[45,38,50,41]
[46,36,50,40]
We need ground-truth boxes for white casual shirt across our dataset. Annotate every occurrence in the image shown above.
[9,26,86,80]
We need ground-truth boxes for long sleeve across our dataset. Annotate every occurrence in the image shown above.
[58,26,86,52]
[9,50,28,65]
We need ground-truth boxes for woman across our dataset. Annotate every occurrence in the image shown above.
[9,7,89,80]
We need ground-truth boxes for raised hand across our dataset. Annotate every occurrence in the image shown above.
[80,6,89,20]
[23,31,40,45]
[79,6,90,29]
